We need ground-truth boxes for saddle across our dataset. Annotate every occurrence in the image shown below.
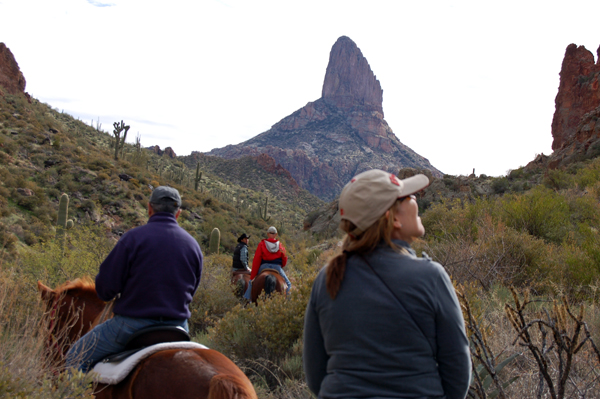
[103,325,190,363]
[232,269,251,277]
[258,268,280,276]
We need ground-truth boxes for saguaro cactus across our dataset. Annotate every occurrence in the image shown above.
[257,194,270,221]
[209,227,221,255]
[113,120,130,160]
[194,163,203,191]
[56,193,74,250]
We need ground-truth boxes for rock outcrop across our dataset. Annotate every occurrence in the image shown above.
[545,43,600,168]
[208,36,441,201]
[0,43,27,96]
[148,145,177,158]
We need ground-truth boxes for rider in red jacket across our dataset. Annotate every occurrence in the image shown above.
[250,236,287,279]
[244,226,291,298]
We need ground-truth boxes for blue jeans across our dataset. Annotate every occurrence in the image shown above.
[65,315,188,373]
[243,264,292,299]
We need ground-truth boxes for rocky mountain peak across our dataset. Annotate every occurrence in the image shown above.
[0,43,26,96]
[207,36,440,201]
[322,36,383,114]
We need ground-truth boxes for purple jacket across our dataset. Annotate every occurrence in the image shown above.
[95,213,203,319]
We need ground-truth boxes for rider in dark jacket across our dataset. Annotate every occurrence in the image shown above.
[232,233,251,271]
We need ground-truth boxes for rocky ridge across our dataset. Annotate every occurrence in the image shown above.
[208,36,440,201]
[0,43,27,97]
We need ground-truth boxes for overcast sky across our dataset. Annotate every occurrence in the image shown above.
[1,0,599,177]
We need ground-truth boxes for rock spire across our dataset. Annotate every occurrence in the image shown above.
[322,36,383,114]
[551,43,600,151]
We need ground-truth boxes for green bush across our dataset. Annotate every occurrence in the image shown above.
[500,185,570,243]
[491,177,509,194]
[18,223,114,288]
[189,254,240,334]
[205,267,317,373]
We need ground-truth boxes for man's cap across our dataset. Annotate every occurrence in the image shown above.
[237,233,250,242]
[338,169,430,236]
[267,226,278,234]
[149,186,182,207]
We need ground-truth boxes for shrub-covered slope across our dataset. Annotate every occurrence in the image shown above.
[0,92,321,259]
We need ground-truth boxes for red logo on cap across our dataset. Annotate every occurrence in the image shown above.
[389,174,400,186]
[340,208,345,215]
[350,178,356,183]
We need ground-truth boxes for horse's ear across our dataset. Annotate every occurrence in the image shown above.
[37,281,55,302]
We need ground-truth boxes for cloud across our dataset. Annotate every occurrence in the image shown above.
[86,0,115,7]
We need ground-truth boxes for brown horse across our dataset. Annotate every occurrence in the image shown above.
[250,269,287,303]
[230,270,250,298]
[38,278,257,399]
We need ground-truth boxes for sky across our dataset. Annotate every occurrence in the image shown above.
[1,0,599,177]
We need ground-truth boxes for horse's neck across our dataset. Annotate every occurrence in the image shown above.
[62,290,105,337]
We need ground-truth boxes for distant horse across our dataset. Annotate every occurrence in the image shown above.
[230,270,251,299]
[38,278,257,399]
[250,269,287,303]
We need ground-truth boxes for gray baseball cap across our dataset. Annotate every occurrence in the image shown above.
[149,186,181,207]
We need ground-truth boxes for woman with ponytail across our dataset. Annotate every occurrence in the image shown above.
[303,169,471,399]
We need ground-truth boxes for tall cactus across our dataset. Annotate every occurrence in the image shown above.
[194,163,203,191]
[209,227,221,255]
[257,194,270,221]
[112,120,130,160]
[56,193,74,251]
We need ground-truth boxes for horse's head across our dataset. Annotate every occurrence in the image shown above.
[37,278,105,366]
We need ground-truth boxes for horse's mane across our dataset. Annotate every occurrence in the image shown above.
[54,276,96,295]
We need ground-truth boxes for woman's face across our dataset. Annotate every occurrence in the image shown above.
[391,195,425,243]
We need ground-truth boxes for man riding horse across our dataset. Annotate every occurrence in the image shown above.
[244,226,290,300]
[66,186,203,372]
[232,233,251,272]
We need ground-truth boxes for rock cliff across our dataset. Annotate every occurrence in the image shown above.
[545,43,600,168]
[208,36,440,201]
[0,43,27,96]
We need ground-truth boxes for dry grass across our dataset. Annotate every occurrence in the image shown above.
[460,284,600,399]
[0,256,95,398]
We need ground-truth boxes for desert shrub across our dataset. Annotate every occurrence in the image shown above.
[0,222,18,255]
[205,267,318,385]
[12,185,46,212]
[96,172,109,181]
[491,177,509,194]
[500,185,570,243]
[188,254,240,334]
[423,198,496,242]
[508,167,525,180]
[543,168,574,190]
[574,158,600,188]
[18,223,114,288]
[419,215,554,290]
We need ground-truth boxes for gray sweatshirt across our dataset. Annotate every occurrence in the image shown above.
[303,240,471,399]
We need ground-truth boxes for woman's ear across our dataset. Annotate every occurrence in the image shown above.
[392,211,402,230]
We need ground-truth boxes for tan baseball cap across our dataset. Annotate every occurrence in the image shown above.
[338,169,430,236]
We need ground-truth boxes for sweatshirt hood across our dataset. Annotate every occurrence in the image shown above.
[265,239,280,253]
